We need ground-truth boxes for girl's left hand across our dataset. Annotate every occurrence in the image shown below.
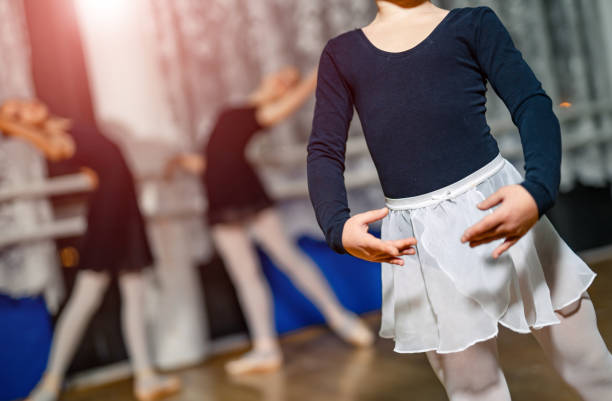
[461,184,539,258]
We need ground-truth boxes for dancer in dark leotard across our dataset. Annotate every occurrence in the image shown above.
[202,105,275,226]
[1,100,181,401]
[171,66,374,375]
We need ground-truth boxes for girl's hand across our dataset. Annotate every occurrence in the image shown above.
[19,100,49,126]
[461,184,539,258]
[177,153,206,174]
[46,131,75,160]
[342,207,417,266]
[164,153,205,179]
[80,166,99,190]
[44,116,72,133]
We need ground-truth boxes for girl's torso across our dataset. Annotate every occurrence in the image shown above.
[203,105,269,198]
[326,7,500,198]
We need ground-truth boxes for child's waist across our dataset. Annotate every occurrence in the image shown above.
[385,153,505,210]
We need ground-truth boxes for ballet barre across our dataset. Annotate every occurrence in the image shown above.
[0,171,94,248]
[0,171,93,202]
[0,216,86,248]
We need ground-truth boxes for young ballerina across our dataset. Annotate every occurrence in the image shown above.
[170,66,374,376]
[307,1,612,400]
[8,100,181,401]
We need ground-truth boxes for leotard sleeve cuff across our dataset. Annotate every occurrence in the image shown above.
[520,180,555,217]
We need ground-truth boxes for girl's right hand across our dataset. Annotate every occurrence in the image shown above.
[342,207,417,266]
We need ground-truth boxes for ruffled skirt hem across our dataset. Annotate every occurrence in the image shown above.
[379,155,597,354]
[380,272,595,354]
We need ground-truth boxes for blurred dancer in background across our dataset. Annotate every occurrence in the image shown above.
[169,66,374,375]
[0,100,181,401]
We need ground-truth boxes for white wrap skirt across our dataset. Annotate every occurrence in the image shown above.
[380,154,596,354]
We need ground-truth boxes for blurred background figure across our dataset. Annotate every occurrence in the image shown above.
[167,66,374,375]
[0,99,181,401]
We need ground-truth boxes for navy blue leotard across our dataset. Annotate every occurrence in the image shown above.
[307,6,562,253]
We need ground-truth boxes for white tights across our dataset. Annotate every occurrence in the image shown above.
[426,295,612,401]
[531,295,612,400]
[211,207,349,351]
[45,270,152,382]
[426,338,511,401]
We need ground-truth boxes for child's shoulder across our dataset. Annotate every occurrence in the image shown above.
[453,6,503,25]
[323,30,360,54]
[445,6,504,38]
[444,6,500,28]
[452,5,496,17]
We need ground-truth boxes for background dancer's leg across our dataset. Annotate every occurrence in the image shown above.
[28,270,110,401]
[530,294,612,401]
[211,222,281,375]
[250,208,373,347]
[119,272,181,401]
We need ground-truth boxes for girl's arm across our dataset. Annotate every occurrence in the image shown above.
[462,6,561,257]
[0,118,73,161]
[307,43,416,265]
[256,68,318,127]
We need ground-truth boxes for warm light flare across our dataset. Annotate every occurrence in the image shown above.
[559,101,572,108]
[74,0,126,19]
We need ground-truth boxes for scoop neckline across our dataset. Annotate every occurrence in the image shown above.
[356,8,456,57]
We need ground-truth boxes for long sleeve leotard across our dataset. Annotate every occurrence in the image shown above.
[307,6,562,254]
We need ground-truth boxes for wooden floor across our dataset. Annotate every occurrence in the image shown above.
[63,260,612,401]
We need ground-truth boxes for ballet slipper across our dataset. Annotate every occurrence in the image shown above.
[329,313,375,348]
[225,349,283,376]
[26,373,61,401]
[133,370,182,401]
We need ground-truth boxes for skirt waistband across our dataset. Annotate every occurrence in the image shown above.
[385,154,505,210]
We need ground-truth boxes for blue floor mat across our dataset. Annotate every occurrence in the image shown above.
[0,294,51,401]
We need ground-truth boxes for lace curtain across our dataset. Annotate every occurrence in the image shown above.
[149,0,375,145]
[0,1,32,99]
